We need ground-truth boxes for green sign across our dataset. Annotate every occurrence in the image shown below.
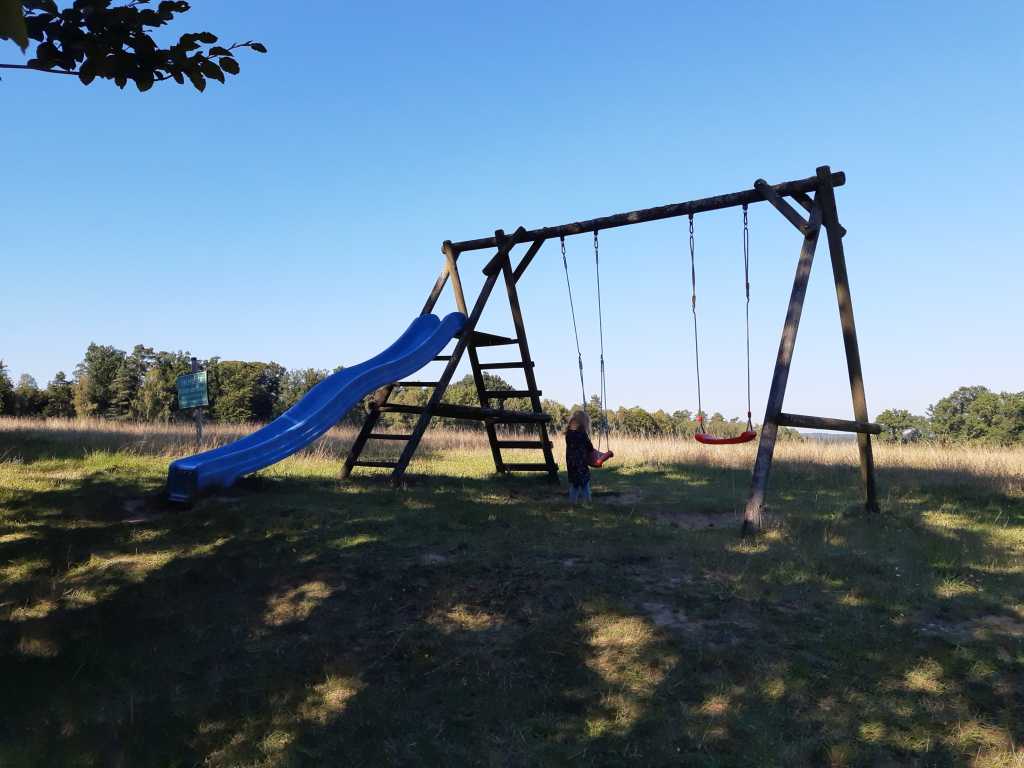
[177,371,209,410]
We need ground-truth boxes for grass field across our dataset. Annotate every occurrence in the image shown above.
[1,418,1022,766]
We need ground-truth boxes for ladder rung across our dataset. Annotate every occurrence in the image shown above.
[368,433,413,441]
[488,413,551,424]
[352,460,398,468]
[504,463,556,472]
[433,355,453,361]
[397,381,440,388]
[478,361,533,370]
[496,440,552,449]
[485,390,540,399]
[468,331,519,347]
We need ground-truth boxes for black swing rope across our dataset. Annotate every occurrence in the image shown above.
[688,207,755,440]
[594,230,610,451]
[560,235,587,409]
[559,232,611,451]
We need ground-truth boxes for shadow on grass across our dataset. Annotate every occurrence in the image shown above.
[1,454,1022,766]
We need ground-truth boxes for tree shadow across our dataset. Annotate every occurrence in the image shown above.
[0,452,1021,766]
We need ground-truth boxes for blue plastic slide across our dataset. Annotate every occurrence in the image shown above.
[166,312,467,503]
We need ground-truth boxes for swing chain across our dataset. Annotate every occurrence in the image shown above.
[743,204,753,431]
[560,235,587,408]
[688,214,704,433]
[594,230,610,450]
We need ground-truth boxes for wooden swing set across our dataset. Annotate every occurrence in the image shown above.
[342,165,881,533]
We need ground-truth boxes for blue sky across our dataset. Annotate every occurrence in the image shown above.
[2,1,1021,420]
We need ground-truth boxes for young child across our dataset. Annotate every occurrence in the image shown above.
[564,410,614,504]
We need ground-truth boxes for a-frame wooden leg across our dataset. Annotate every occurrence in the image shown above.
[341,384,393,478]
[390,268,504,484]
[445,241,506,474]
[743,201,823,535]
[815,166,879,513]
[499,253,559,482]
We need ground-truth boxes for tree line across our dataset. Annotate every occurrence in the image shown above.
[1,344,1021,444]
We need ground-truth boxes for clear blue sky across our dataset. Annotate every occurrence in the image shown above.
[3,1,1022,420]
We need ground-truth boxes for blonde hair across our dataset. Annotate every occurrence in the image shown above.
[565,409,591,435]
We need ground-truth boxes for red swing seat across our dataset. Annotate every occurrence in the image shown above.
[695,430,757,445]
[693,415,757,445]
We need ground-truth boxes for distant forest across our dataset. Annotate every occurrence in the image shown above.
[1,343,1021,444]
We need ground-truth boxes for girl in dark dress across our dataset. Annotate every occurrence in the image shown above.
[564,410,613,504]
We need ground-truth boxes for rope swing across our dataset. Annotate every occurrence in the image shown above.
[560,232,613,457]
[688,207,757,446]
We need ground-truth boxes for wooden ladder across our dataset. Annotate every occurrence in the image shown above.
[341,228,559,484]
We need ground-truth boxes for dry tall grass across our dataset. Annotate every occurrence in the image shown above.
[2,417,1021,496]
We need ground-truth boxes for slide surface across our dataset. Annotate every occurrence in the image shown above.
[166,312,467,503]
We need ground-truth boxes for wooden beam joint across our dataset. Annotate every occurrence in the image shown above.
[755,178,814,236]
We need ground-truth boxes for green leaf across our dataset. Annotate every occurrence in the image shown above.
[196,31,217,44]
[219,56,239,75]
[250,42,267,53]
[199,58,223,83]
[134,73,155,92]
[78,58,97,85]
[0,0,29,52]
[187,68,205,92]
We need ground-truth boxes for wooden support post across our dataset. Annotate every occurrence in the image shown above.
[815,166,879,513]
[743,201,823,535]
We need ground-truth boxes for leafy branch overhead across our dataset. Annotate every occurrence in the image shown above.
[0,0,265,91]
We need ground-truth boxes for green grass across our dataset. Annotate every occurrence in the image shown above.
[1,430,1022,766]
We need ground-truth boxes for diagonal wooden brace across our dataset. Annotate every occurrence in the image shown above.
[755,179,814,236]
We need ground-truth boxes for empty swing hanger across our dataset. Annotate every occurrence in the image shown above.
[689,208,758,446]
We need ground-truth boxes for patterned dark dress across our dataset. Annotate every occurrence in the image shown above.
[565,429,594,488]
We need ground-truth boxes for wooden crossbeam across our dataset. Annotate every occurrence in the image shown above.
[777,413,882,435]
[449,172,845,253]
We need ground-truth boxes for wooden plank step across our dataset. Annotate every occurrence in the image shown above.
[478,361,534,370]
[485,390,540,399]
[467,330,518,347]
[504,463,556,472]
[396,381,440,388]
[352,460,399,468]
[377,402,550,423]
[496,440,552,449]
[368,433,413,441]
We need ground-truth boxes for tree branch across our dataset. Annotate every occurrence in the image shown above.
[0,62,77,74]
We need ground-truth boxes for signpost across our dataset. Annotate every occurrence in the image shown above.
[176,358,208,449]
